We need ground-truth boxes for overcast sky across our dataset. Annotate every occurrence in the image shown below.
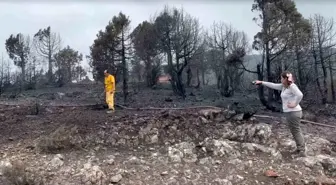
[0,1,335,72]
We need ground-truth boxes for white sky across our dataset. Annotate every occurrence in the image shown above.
[0,1,335,72]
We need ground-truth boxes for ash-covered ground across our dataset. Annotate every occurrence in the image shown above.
[0,83,335,185]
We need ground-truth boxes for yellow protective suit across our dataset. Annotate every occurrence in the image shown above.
[104,74,115,110]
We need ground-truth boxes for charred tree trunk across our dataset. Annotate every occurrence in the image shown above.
[167,51,178,94]
[174,70,186,98]
[265,48,274,103]
[295,48,305,90]
[312,50,326,103]
[273,65,281,101]
[170,49,188,98]
[0,55,4,95]
[201,66,205,86]
[170,72,178,94]
[217,75,221,89]
[257,64,279,111]
[319,55,329,103]
[220,66,233,97]
[121,30,128,103]
[33,59,36,85]
[317,25,329,104]
[329,58,335,102]
[21,63,26,91]
[257,64,266,105]
[187,66,192,87]
[176,55,188,98]
[145,60,153,87]
[67,65,72,83]
[20,54,26,91]
[48,40,53,83]
[150,67,157,87]
[196,68,200,89]
[260,5,278,109]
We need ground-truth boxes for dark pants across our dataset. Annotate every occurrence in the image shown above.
[284,111,305,151]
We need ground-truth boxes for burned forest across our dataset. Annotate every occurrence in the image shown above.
[0,2,336,185]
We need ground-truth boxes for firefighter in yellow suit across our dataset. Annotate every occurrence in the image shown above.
[104,70,115,113]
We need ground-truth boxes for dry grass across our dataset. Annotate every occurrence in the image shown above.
[36,125,80,153]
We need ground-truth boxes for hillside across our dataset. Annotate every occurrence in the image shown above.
[0,83,335,185]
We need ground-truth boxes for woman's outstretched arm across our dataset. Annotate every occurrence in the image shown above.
[261,81,283,91]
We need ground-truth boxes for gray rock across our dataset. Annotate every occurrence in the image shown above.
[227,175,244,183]
[50,154,64,168]
[279,138,296,151]
[126,156,146,165]
[228,123,272,144]
[57,92,65,99]
[320,157,336,177]
[228,102,257,120]
[228,159,245,170]
[199,116,210,124]
[168,142,197,163]
[232,113,244,121]
[80,164,107,184]
[241,143,282,160]
[150,134,159,144]
[165,176,179,185]
[106,155,115,165]
[228,159,242,165]
[198,109,222,120]
[199,157,213,165]
[296,155,336,177]
[168,147,183,163]
[161,171,169,176]
[305,135,332,156]
[110,174,123,183]
[0,159,12,175]
[139,123,159,144]
[202,138,241,158]
[213,178,233,185]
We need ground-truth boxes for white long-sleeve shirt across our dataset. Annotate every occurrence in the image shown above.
[262,82,303,112]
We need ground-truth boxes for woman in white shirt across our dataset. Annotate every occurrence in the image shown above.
[254,71,306,157]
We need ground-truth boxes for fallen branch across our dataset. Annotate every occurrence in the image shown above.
[0,102,222,111]
[253,115,275,119]
[116,104,222,111]
[253,114,336,129]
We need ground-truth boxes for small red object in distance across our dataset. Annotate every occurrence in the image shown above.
[264,170,279,178]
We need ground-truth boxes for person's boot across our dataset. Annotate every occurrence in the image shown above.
[106,109,115,114]
[298,150,307,157]
[291,148,307,157]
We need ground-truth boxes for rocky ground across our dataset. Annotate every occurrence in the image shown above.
[0,83,335,185]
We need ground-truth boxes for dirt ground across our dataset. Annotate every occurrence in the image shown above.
[0,83,336,185]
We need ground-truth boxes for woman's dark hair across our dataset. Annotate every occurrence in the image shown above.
[281,71,294,87]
